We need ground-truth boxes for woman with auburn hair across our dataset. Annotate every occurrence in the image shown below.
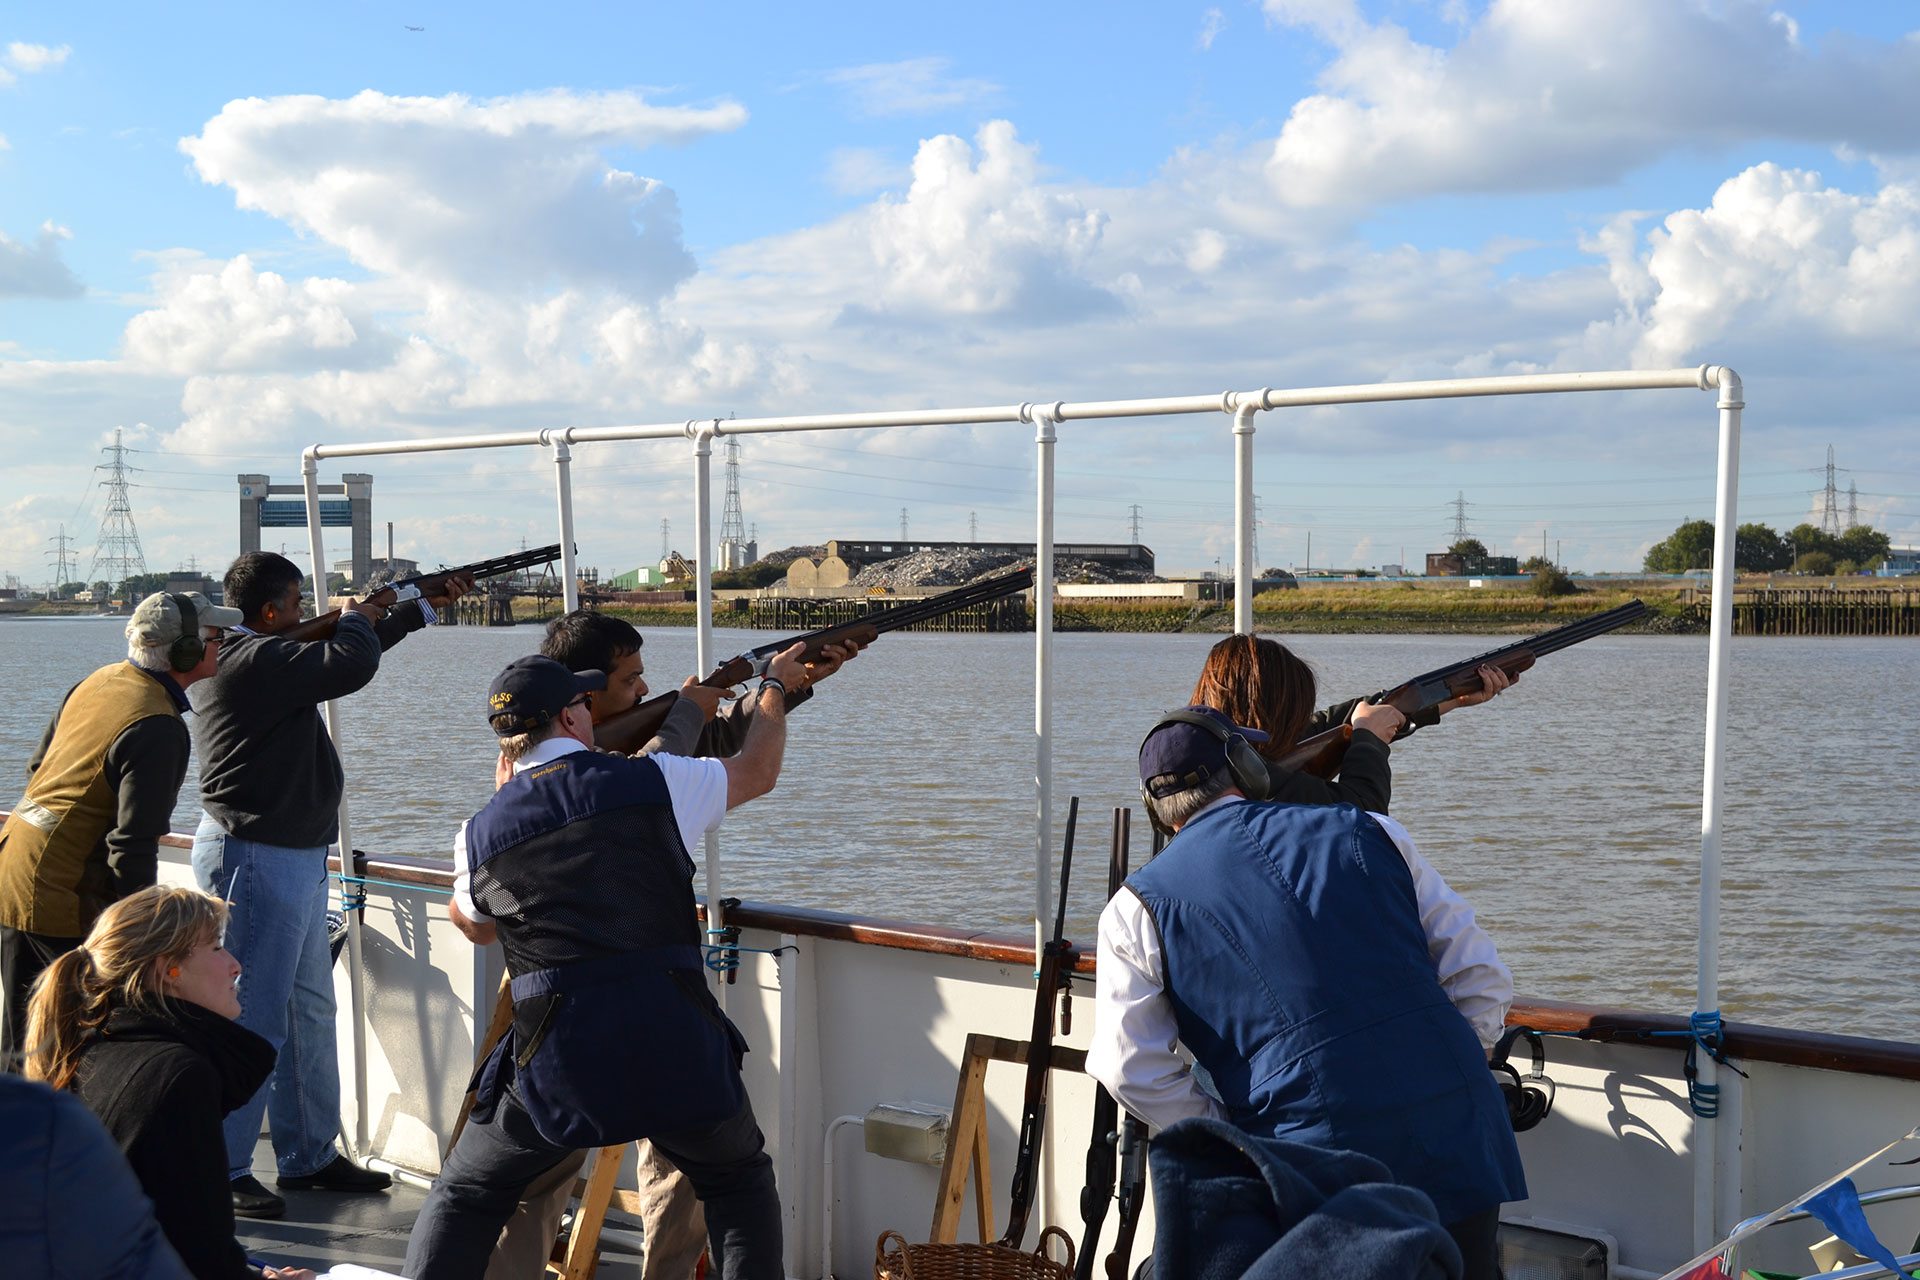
[25,884,315,1280]
[1189,633,1511,814]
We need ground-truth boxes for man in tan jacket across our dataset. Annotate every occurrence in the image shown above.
[0,591,239,1059]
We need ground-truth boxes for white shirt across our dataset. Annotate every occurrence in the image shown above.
[1084,797,1514,1133]
[451,737,728,924]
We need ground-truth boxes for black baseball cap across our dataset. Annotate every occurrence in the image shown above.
[1139,705,1269,799]
[487,656,607,735]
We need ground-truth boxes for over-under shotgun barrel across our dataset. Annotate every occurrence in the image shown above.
[594,566,1035,754]
[279,543,563,643]
[1273,598,1648,779]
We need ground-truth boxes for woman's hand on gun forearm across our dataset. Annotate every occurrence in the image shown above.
[1438,663,1514,715]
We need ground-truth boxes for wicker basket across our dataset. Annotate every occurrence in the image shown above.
[875,1228,1075,1280]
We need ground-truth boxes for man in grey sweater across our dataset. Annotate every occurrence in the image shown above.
[190,551,469,1220]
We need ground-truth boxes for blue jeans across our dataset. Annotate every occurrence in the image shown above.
[405,1088,782,1280]
[193,812,342,1181]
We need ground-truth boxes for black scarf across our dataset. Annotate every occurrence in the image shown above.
[94,996,275,1114]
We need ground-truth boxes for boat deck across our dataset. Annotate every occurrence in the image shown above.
[233,1139,648,1277]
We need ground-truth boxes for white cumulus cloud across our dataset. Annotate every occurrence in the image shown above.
[122,254,396,375]
[180,89,747,300]
[1262,0,1920,208]
[866,121,1113,318]
[0,221,82,298]
[1588,163,1920,367]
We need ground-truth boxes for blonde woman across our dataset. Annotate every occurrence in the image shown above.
[25,884,314,1280]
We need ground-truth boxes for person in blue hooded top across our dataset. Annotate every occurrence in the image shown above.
[1086,705,1527,1280]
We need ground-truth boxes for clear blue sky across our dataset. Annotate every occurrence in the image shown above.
[3,1,1918,583]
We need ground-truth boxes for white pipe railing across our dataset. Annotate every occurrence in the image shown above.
[1233,404,1258,634]
[1695,366,1744,1247]
[1028,403,1059,961]
[294,363,1740,1260]
[547,434,580,613]
[301,452,371,1158]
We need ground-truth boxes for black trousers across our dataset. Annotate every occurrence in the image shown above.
[404,1086,782,1280]
[1445,1206,1504,1280]
[1,924,81,1064]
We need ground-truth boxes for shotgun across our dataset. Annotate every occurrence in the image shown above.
[1002,795,1079,1251]
[280,544,563,643]
[1075,807,1130,1280]
[1276,598,1648,779]
[1102,828,1161,1280]
[594,566,1034,754]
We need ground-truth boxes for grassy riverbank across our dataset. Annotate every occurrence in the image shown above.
[554,583,1699,635]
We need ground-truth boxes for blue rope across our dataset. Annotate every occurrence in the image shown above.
[333,872,453,900]
[702,929,796,973]
[1511,1014,1746,1120]
[1686,1009,1725,1119]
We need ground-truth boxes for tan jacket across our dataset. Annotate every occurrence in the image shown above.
[0,663,184,935]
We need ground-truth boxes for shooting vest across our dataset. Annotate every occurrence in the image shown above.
[1127,801,1525,1223]
[0,663,182,936]
[461,749,745,1149]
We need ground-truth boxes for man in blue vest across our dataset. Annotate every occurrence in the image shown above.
[1086,705,1525,1279]
[405,644,808,1280]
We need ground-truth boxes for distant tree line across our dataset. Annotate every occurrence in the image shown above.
[1644,520,1892,575]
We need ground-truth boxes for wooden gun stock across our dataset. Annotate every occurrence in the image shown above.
[592,622,884,756]
[1270,599,1645,780]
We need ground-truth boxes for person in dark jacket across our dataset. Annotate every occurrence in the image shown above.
[1188,633,1512,814]
[1,590,240,1060]
[0,1071,193,1279]
[190,551,469,1219]
[24,884,315,1280]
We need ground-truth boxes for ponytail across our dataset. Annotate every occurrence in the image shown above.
[21,885,229,1091]
[23,947,110,1091]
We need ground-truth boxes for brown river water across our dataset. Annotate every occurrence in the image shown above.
[3,617,1914,1040]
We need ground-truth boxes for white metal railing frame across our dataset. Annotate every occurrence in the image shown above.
[296,362,1743,1257]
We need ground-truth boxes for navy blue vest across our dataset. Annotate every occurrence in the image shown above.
[461,749,744,1148]
[1128,801,1525,1222]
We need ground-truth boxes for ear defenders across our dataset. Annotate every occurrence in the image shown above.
[166,593,205,673]
[1490,1026,1556,1132]
[1139,709,1274,835]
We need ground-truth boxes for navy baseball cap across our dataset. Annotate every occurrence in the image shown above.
[1139,705,1269,799]
[487,656,607,734]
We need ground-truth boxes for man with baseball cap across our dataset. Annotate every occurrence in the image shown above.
[406,643,809,1280]
[0,591,240,1058]
[1086,704,1526,1279]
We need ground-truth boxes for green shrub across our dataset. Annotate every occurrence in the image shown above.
[1530,566,1578,597]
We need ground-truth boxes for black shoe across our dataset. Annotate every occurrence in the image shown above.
[231,1175,286,1220]
[276,1153,392,1193]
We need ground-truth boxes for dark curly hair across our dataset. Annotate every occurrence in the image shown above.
[540,609,642,674]
[223,552,304,622]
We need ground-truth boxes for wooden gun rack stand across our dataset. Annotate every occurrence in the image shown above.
[930,1032,1089,1244]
